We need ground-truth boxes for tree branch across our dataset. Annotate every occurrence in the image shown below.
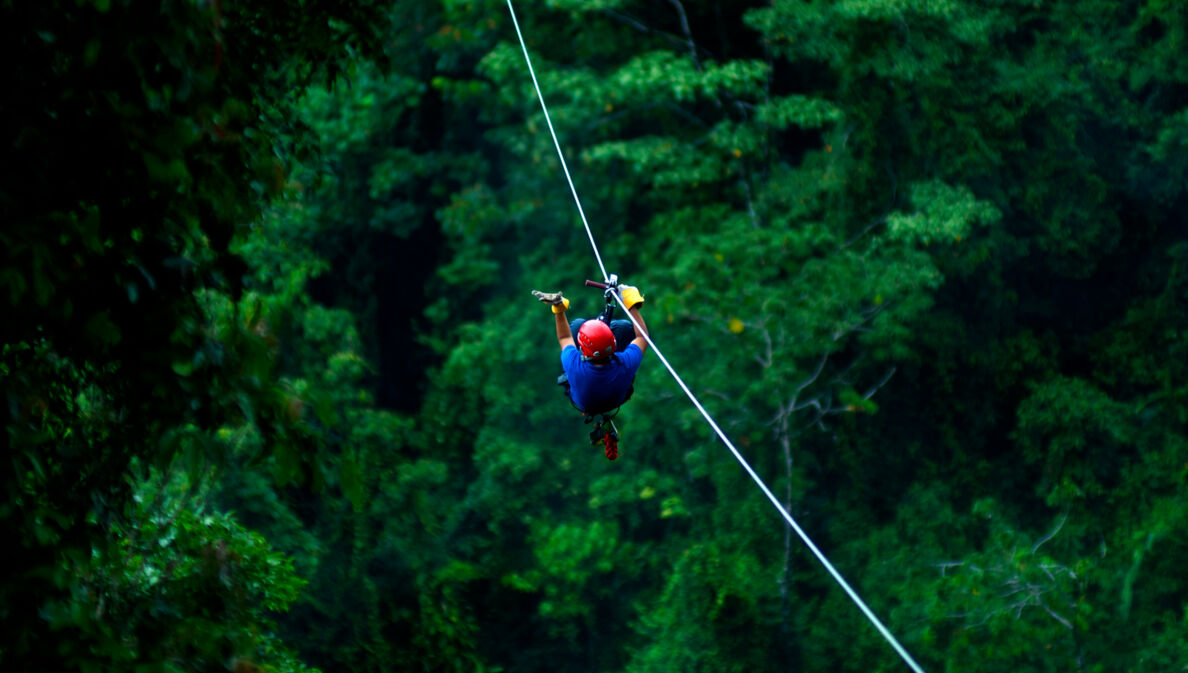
[664,0,701,72]
[1031,511,1068,555]
[862,366,897,400]
[602,9,699,55]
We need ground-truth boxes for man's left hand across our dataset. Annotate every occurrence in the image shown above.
[619,285,645,310]
[532,290,570,313]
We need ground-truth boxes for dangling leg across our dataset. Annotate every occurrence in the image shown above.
[589,418,606,445]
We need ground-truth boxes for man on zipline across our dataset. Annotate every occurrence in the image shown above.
[532,283,648,458]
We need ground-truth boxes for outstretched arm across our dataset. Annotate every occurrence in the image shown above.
[628,306,649,355]
[533,290,575,352]
[555,307,576,352]
[617,285,650,355]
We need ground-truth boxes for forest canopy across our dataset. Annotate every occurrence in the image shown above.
[3,1,1187,672]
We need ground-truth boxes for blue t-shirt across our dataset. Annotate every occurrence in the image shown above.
[561,343,643,413]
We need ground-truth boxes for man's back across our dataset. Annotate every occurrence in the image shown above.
[561,343,643,413]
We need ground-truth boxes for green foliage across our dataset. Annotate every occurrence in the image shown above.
[917,501,1087,672]
[9,0,1188,672]
[885,181,999,250]
[48,469,314,672]
[1015,376,1134,506]
[630,543,776,673]
[1,0,381,668]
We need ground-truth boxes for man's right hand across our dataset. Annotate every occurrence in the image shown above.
[532,290,570,313]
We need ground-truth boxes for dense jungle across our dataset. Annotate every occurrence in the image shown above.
[3,1,1187,671]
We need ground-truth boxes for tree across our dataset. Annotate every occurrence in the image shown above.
[1,0,382,668]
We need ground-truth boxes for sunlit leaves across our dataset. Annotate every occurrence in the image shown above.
[835,0,962,22]
[885,180,1000,248]
[584,136,729,188]
[755,95,845,130]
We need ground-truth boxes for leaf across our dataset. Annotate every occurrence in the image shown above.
[886,180,1000,247]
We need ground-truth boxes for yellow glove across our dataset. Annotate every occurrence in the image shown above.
[619,285,644,310]
[532,290,570,314]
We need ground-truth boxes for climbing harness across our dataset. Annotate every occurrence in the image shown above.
[505,2,926,671]
[556,276,630,461]
[556,370,623,461]
[589,417,619,461]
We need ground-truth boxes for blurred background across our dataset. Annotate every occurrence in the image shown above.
[2,1,1186,671]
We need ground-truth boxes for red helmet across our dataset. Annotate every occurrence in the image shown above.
[577,320,616,361]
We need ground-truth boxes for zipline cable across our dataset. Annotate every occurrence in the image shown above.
[504,3,926,672]
[608,290,925,673]
[505,0,609,284]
